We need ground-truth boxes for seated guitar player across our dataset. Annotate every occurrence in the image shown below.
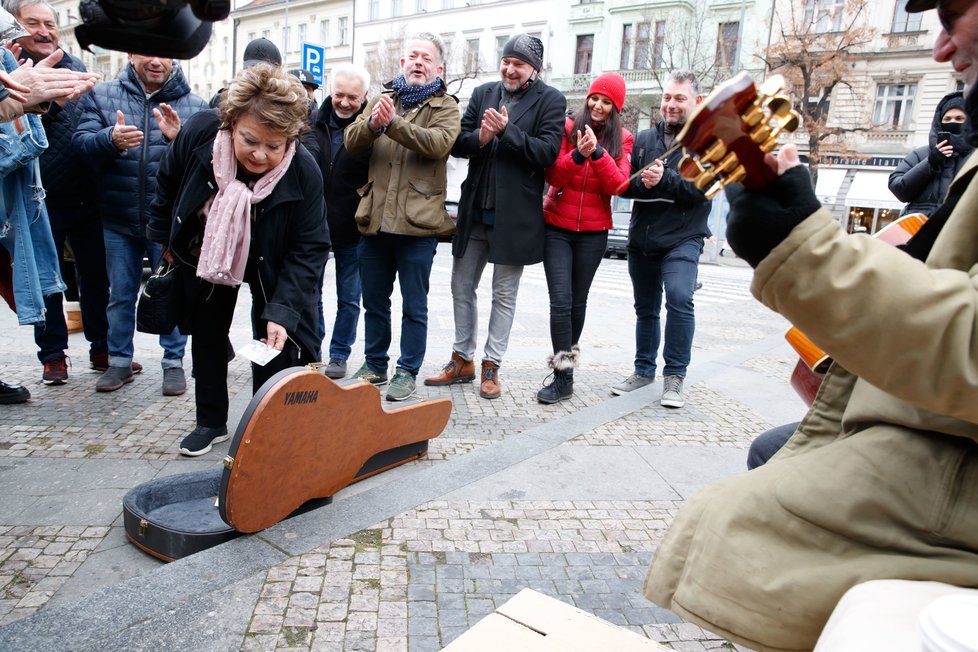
[643,2,978,649]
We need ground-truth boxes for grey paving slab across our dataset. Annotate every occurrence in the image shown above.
[81,571,264,651]
[0,535,286,649]
[47,526,161,607]
[0,458,160,494]
[441,444,681,501]
[0,494,38,523]
[634,446,748,499]
[6,489,134,526]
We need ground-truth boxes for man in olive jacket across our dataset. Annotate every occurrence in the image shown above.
[645,3,978,649]
[424,34,565,400]
[344,32,460,402]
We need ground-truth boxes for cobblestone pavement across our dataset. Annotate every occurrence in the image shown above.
[0,250,793,650]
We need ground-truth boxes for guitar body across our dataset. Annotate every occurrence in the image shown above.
[785,213,927,405]
[123,368,451,561]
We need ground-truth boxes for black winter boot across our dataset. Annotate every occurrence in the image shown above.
[536,348,578,404]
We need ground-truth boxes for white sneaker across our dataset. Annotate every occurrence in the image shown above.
[610,373,655,396]
[660,375,685,408]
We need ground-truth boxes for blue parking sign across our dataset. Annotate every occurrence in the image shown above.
[302,43,325,86]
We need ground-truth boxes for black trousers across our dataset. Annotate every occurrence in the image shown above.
[189,281,303,428]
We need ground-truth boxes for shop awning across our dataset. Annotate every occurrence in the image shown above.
[844,171,903,210]
[815,168,847,205]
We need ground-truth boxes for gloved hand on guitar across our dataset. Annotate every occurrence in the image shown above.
[724,145,822,268]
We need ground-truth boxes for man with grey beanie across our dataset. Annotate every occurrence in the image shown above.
[424,33,565,399]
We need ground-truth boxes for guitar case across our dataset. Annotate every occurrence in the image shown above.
[123,368,452,562]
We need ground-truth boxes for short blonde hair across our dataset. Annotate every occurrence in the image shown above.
[220,64,309,141]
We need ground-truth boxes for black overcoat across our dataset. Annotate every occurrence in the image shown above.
[451,79,566,266]
[147,110,330,361]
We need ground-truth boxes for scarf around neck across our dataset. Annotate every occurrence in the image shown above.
[196,128,296,286]
[390,74,443,108]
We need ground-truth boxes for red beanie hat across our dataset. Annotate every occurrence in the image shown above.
[587,72,627,113]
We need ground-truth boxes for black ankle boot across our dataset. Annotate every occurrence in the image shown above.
[537,368,573,404]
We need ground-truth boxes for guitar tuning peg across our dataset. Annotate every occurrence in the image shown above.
[703,139,728,163]
[750,123,773,143]
[694,170,716,191]
[727,166,747,185]
[744,105,765,127]
[717,152,741,174]
[766,95,792,118]
[780,111,801,132]
[758,74,786,99]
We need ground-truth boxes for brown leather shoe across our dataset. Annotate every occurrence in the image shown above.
[480,360,501,399]
[424,352,475,386]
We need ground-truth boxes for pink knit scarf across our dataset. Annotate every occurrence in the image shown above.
[197,129,296,286]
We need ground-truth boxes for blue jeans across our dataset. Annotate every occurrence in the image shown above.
[358,233,436,375]
[328,241,362,361]
[34,204,109,362]
[103,229,185,369]
[543,226,608,354]
[628,238,702,378]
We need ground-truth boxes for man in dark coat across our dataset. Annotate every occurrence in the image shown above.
[424,33,565,399]
[888,90,974,217]
[306,63,372,380]
[74,54,208,396]
[613,69,710,409]
[7,0,111,386]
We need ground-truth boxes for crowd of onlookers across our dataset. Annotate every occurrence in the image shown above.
[2,4,715,458]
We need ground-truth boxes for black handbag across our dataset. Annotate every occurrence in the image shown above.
[136,262,182,335]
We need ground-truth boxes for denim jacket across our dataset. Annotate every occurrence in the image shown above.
[0,48,65,325]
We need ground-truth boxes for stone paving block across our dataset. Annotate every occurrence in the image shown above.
[435,592,464,611]
[407,616,438,638]
[406,635,440,652]
[407,600,436,619]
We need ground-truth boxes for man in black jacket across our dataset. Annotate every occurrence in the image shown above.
[307,63,371,379]
[613,70,710,409]
[8,0,111,386]
[424,33,565,399]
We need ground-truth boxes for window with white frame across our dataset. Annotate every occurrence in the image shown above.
[804,0,845,33]
[321,20,330,47]
[417,0,427,11]
[338,17,348,45]
[495,35,509,63]
[298,24,306,48]
[620,24,633,70]
[873,83,916,129]
[282,25,291,53]
[465,38,480,74]
[892,0,922,32]
[368,0,379,20]
[392,0,402,17]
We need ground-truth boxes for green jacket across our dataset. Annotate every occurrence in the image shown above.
[645,153,978,651]
[344,82,460,238]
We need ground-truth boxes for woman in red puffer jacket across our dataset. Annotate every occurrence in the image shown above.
[538,72,633,404]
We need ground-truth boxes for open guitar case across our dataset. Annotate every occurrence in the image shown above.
[123,368,452,562]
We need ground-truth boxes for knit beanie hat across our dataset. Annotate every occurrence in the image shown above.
[502,34,544,72]
[588,72,627,113]
[942,94,966,119]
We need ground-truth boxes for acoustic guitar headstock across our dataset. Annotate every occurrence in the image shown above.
[676,73,801,199]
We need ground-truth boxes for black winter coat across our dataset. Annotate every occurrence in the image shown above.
[38,50,92,207]
[147,110,331,361]
[451,79,566,266]
[622,122,710,254]
[73,64,208,237]
[888,91,975,217]
[307,98,371,247]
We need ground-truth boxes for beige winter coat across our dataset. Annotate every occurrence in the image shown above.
[645,154,978,652]
[344,84,460,239]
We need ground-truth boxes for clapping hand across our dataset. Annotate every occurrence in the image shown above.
[152,103,181,141]
[112,110,144,152]
[478,105,509,146]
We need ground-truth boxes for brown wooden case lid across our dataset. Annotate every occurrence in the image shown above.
[219,368,451,533]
